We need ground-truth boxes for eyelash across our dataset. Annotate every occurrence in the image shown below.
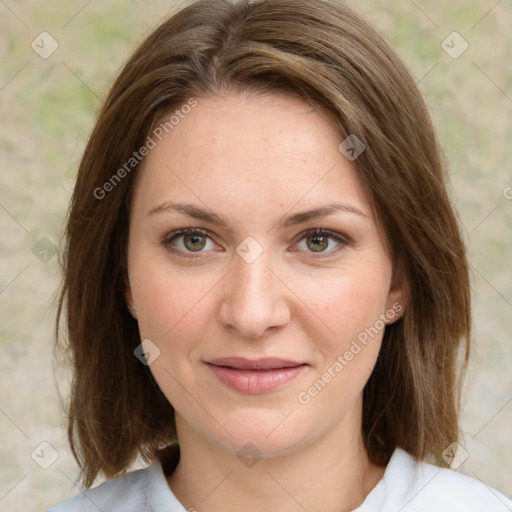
[161,227,349,259]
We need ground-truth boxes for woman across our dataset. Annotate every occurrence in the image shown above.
[49,0,512,510]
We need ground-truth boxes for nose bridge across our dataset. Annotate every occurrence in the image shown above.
[219,242,289,338]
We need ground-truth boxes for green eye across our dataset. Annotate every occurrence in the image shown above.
[182,233,207,252]
[295,229,347,257]
[306,234,329,252]
[162,227,348,259]
[162,228,213,257]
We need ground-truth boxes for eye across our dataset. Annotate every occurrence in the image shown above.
[293,228,348,257]
[162,228,217,258]
[162,227,349,259]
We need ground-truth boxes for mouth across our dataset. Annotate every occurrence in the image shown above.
[204,357,309,394]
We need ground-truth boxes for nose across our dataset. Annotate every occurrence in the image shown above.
[218,246,291,339]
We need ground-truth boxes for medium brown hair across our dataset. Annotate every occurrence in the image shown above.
[55,0,471,487]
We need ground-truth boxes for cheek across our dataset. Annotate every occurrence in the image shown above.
[295,274,387,414]
[129,253,219,348]
[298,266,390,351]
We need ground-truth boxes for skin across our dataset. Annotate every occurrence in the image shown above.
[125,90,406,512]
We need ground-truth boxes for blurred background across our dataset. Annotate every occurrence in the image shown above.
[1,0,511,510]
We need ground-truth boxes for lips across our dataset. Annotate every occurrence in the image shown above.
[206,357,304,370]
[205,357,308,394]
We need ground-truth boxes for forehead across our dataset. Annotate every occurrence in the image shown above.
[164,91,341,169]
[132,91,371,221]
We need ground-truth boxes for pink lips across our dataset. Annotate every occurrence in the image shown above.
[205,357,307,394]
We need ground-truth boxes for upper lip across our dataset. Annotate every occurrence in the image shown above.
[205,357,306,370]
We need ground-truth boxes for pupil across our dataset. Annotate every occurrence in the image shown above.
[185,234,205,251]
[309,235,328,252]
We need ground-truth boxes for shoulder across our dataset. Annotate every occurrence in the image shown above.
[46,444,183,512]
[406,458,512,511]
[358,448,512,512]
[46,466,150,512]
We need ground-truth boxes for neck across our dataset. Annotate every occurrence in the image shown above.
[166,404,385,512]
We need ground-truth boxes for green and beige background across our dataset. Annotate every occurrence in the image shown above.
[1,0,511,510]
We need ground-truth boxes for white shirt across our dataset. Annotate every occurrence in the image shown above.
[47,446,512,511]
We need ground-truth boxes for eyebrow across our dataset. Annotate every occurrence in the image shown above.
[146,201,367,229]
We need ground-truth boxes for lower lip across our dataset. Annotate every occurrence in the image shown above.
[206,363,307,394]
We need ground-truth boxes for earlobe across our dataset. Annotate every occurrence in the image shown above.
[124,284,133,305]
[124,285,137,319]
[386,263,409,324]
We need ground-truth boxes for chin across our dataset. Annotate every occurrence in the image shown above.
[191,403,325,460]
[218,427,313,460]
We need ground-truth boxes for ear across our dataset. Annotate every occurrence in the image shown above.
[386,259,408,324]
[125,285,133,305]
[124,277,137,319]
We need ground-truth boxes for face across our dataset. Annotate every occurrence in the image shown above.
[125,90,405,457]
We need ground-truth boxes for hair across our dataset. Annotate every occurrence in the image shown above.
[54,0,471,488]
